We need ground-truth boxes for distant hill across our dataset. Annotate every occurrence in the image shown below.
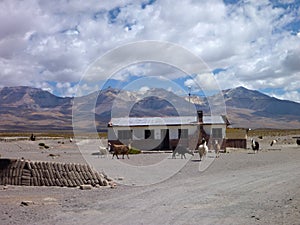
[1,85,300,132]
[222,86,300,116]
[219,86,300,128]
[0,86,73,131]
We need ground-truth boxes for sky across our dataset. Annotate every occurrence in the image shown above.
[0,0,300,102]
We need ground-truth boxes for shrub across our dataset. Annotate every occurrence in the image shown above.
[128,147,141,154]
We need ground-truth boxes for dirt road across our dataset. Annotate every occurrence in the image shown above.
[1,139,300,225]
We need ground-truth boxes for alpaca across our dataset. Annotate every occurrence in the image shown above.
[198,139,208,161]
[270,139,277,146]
[251,139,259,153]
[109,143,130,159]
[98,146,108,158]
[29,133,36,141]
[213,140,221,158]
[172,145,194,159]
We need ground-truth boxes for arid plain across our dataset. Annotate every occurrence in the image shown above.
[1,133,300,225]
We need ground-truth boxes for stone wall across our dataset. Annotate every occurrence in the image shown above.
[0,158,112,187]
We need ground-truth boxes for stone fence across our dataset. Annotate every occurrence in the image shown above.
[0,158,112,188]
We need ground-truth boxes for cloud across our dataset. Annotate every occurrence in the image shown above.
[272,90,300,103]
[184,73,222,93]
[138,86,150,94]
[282,48,300,72]
[0,0,299,102]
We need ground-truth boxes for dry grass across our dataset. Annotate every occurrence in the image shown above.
[248,129,300,137]
[0,131,107,137]
[226,128,247,139]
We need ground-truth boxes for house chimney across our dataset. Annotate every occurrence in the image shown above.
[197,110,203,123]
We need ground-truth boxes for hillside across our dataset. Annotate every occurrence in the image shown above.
[1,86,300,131]
[0,86,73,131]
[219,86,300,128]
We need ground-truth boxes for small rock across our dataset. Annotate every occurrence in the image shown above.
[80,184,92,190]
[21,201,34,206]
[43,197,57,202]
[102,180,108,186]
[117,177,124,180]
[110,182,117,188]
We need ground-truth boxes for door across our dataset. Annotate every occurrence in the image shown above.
[160,129,170,150]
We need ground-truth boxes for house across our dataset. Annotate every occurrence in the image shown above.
[107,111,229,150]
[225,128,248,149]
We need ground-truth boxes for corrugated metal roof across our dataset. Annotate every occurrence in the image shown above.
[110,115,226,127]
[203,116,226,124]
[110,116,198,126]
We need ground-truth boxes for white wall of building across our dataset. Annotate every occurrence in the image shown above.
[203,124,226,138]
[108,125,198,141]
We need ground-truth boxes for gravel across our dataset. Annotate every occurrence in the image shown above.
[1,136,300,225]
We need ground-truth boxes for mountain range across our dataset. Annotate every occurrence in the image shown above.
[0,85,300,132]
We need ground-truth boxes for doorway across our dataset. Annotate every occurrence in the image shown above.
[160,129,170,149]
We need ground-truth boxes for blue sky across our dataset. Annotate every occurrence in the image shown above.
[0,0,300,102]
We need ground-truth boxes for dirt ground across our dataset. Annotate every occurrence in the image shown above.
[1,135,300,225]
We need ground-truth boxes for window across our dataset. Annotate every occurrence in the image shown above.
[118,130,132,139]
[144,129,154,139]
[178,129,188,138]
[212,128,222,139]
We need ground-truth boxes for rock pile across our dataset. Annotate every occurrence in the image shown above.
[0,158,112,188]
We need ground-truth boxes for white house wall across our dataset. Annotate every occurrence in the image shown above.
[109,124,232,150]
[203,124,226,138]
[108,128,117,140]
[133,128,144,140]
[203,125,211,136]
[108,125,198,141]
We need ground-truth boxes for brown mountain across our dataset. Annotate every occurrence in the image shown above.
[0,86,73,131]
[1,86,300,132]
[210,86,300,128]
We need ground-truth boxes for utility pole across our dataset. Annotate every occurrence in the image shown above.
[188,86,191,115]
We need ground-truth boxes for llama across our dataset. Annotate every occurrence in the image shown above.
[29,133,36,141]
[198,139,208,161]
[213,140,221,158]
[251,139,259,153]
[172,145,194,159]
[98,146,108,158]
[270,139,277,146]
[109,143,130,159]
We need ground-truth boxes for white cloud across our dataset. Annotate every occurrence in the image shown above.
[139,86,150,94]
[214,69,243,90]
[113,63,186,81]
[184,73,222,92]
[0,0,299,102]
[278,0,295,4]
[272,90,300,103]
